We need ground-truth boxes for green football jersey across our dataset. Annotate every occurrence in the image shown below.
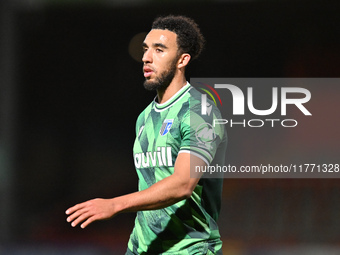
[127,83,227,255]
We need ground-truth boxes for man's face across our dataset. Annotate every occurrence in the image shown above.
[142,29,180,91]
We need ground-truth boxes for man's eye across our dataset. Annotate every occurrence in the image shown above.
[156,48,163,53]
[143,48,148,52]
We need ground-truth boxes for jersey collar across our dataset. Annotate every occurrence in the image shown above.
[153,82,191,112]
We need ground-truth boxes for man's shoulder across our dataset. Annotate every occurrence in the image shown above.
[187,86,222,119]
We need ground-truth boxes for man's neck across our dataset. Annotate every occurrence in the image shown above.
[157,76,187,104]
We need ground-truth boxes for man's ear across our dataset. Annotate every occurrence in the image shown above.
[177,53,191,69]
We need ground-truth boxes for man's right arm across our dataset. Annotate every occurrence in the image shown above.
[66,153,205,229]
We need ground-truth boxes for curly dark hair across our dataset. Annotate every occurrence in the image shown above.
[151,15,205,60]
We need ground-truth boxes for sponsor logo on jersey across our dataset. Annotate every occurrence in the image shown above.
[160,119,173,136]
[134,146,173,168]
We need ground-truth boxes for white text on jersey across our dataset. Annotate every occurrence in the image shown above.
[134,147,173,168]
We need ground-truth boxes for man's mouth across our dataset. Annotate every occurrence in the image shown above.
[143,66,154,78]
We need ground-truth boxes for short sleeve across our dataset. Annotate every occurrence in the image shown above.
[179,102,225,166]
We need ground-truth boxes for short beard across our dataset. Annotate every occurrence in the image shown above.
[143,60,177,91]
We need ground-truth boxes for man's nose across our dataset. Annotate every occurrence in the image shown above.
[142,49,152,63]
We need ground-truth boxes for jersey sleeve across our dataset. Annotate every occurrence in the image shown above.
[179,102,225,166]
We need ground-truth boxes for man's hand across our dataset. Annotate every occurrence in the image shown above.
[65,154,206,229]
[66,198,116,229]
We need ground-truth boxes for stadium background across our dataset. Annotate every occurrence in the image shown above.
[1,0,340,254]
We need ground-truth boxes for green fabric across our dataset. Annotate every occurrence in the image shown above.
[127,83,227,254]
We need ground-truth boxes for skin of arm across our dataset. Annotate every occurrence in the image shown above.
[66,152,205,229]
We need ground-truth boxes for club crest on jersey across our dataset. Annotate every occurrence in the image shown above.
[160,119,173,136]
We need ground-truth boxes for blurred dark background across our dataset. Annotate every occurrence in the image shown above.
[1,0,340,254]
